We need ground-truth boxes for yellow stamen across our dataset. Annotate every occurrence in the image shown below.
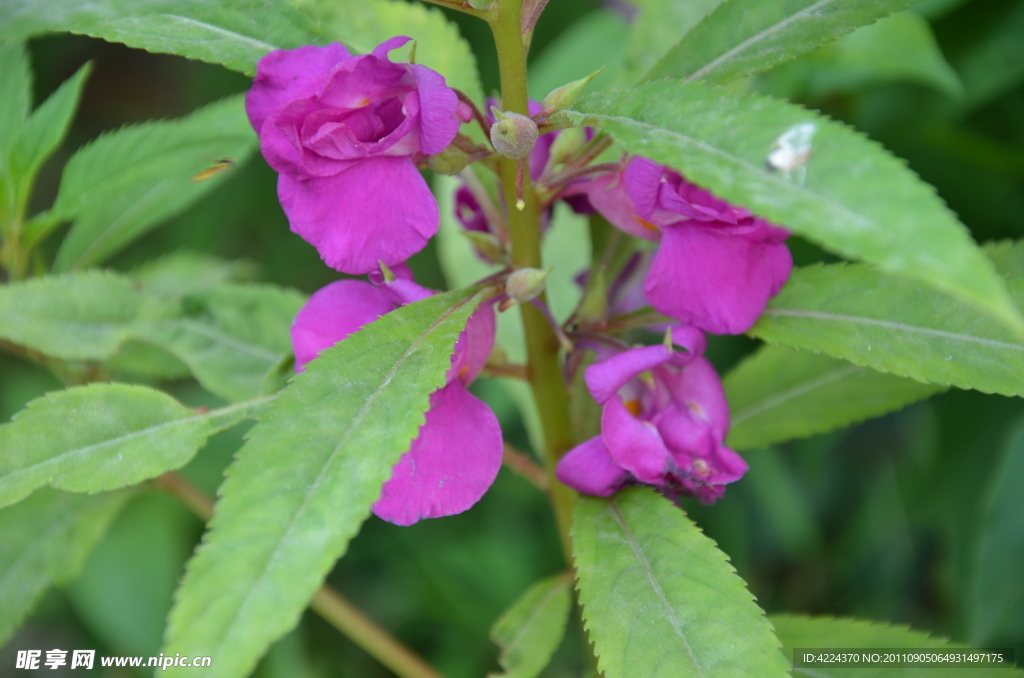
[635,217,659,233]
[624,399,643,417]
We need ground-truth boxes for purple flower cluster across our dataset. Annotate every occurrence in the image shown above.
[248,39,793,524]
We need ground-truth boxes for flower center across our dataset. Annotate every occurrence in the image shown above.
[635,217,659,233]
[624,399,643,417]
[692,458,710,476]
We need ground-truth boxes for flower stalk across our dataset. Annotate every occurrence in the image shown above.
[490,0,577,562]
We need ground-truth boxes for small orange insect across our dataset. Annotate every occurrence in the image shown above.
[191,158,236,182]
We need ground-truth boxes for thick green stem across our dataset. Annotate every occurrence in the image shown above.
[490,1,577,563]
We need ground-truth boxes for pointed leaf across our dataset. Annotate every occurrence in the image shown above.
[0,488,133,645]
[0,270,174,361]
[49,95,256,269]
[0,40,30,159]
[564,81,1024,332]
[135,284,305,402]
[985,239,1024,279]
[162,286,493,678]
[751,264,1024,397]
[769,614,1022,676]
[573,487,790,678]
[725,344,943,450]
[0,384,267,509]
[490,573,573,678]
[0,0,321,75]
[618,0,724,85]
[645,0,918,84]
[970,419,1024,646]
[130,251,257,296]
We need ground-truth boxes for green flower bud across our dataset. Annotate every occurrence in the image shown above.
[467,0,494,8]
[540,68,603,116]
[576,267,607,323]
[460,229,506,264]
[425,144,474,175]
[489,108,539,160]
[547,126,588,166]
[505,266,552,304]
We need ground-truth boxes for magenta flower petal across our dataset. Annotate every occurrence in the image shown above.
[657,356,731,441]
[585,344,674,404]
[291,280,395,371]
[601,395,673,485]
[246,43,352,135]
[556,437,629,497]
[372,35,413,59]
[586,174,660,242]
[623,157,663,220]
[412,64,460,155]
[644,222,787,334]
[449,304,496,384]
[279,155,437,274]
[373,381,503,526]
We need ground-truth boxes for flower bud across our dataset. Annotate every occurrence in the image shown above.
[547,126,588,166]
[460,229,506,264]
[576,268,607,324]
[540,69,603,117]
[505,266,551,304]
[489,108,539,160]
[467,0,494,8]
[425,144,474,175]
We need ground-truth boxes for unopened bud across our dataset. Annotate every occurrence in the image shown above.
[547,126,588,166]
[460,229,506,263]
[505,266,551,304]
[540,69,603,117]
[577,268,607,323]
[467,0,494,8]
[425,144,474,175]
[489,108,539,160]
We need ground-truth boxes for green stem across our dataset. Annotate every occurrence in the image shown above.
[417,0,495,20]
[490,0,577,564]
[155,471,447,678]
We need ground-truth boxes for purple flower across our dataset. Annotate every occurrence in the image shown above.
[247,38,467,275]
[291,269,502,526]
[556,332,748,504]
[585,157,793,334]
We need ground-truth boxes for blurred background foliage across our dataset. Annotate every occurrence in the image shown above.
[2,0,1024,675]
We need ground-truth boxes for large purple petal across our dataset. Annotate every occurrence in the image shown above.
[449,303,496,385]
[278,156,437,274]
[290,280,396,371]
[601,395,672,485]
[586,174,661,242]
[246,43,352,135]
[585,344,675,404]
[373,382,503,526]
[645,223,788,334]
[412,64,460,155]
[556,437,629,497]
[623,157,664,220]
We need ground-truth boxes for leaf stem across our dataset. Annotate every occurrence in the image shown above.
[503,443,549,491]
[491,0,577,564]
[416,0,495,20]
[154,471,447,678]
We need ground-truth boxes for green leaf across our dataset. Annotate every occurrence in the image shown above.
[135,284,305,402]
[49,95,256,269]
[130,251,258,296]
[985,239,1024,279]
[751,264,1024,397]
[0,270,174,361]
[770,614,1023,677]
[0,488,133,645]
[162,286,493,678]
[0,0,321,76]
[5,61,91,226]
[0,40,32,230]
[724,344,943,450]
[0,272,302,401]
[490,573,573,678]
[0,40,30,159]
[0,384,267,509]
[564,81,1024,332]
[645,0,917,84]
[798,10,962,97]
[618,0,724,86]
[573,487,790,678]
[298,0,483,104]
[970,418,1024,646]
